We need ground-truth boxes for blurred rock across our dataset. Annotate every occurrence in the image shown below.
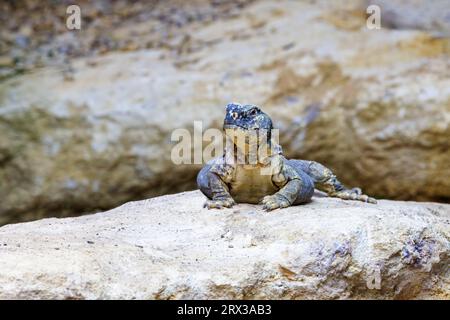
[0,0,256,80]
[0,191,449,299]
[0,56,14,67]
[0,0,449,223]
[369,0,450,36]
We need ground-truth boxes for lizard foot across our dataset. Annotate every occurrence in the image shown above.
[333,188,377,204]
[203,198,236,209]
[261,194,291,211]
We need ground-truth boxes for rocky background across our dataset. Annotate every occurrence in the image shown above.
[0,0,449,225]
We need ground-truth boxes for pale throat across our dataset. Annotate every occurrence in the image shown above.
[224,128,275,167]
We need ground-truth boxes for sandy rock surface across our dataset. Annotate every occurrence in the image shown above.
[0,190,448,299]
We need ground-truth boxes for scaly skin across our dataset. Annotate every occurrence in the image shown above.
[197,103,376,211]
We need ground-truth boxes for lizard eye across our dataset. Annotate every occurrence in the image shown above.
[249,108,258,116]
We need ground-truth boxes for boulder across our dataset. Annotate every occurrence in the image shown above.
[1,0,449,224]
[0,191,449,299]
[369,0,450,36]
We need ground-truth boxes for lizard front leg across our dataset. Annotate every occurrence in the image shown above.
[261,164,302,211]
[199,162,236,209]
[203,171,236,209]
[261,179,301,211]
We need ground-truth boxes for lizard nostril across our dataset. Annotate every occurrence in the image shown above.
[231,112,239,120]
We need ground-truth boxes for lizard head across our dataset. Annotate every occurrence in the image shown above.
[223,103,273,132]
[223,103,282,163]
[223,103,274,150]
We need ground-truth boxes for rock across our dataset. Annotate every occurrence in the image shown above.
[0,191,448,299]
[0,56,15,68]
[1,0,450,224]
[369,0,450,36]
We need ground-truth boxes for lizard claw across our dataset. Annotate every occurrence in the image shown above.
[204,198,236,209]
[334,189,377,204]
[261,195,290,211]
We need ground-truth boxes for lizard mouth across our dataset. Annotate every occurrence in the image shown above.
[223,124,248,130]
[223,124,261,131]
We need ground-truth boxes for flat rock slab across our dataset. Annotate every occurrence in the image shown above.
[0,191,449,299]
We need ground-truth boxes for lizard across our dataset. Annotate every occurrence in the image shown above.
[197,103,377,211]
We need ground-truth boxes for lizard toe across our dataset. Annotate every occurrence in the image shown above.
[204,198,235,209]
[367,197,377,204]
[261,195,290,211]
[334,189,377,204]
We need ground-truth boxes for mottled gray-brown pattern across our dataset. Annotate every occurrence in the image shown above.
[197,103,376,210]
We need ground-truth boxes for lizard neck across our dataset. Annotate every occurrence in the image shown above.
[224,136,282,168]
